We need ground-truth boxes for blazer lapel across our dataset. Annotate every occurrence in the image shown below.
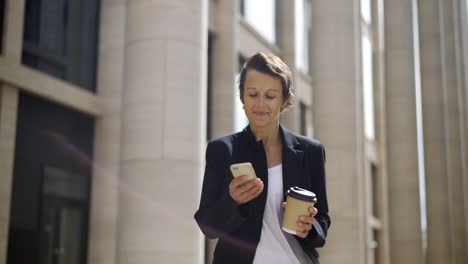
[280,125,304,201]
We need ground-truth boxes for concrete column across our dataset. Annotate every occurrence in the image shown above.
[459,1,468,261]
[87,0,126,264]
[211,0,238,138]
[372,0,391,263]
[439,1,467,262]
[419,0,467,263]
[277,0,299,133]
[310,1,367,263]
[0,86,18,264]
[383,0,424,263]
[0,0,24,263]
[117,1,208,263]
[206,1,238,262]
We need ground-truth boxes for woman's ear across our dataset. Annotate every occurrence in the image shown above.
[281,100,288,112]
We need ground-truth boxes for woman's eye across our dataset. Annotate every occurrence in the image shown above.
[266,95,276,99]
[248,94,257,97]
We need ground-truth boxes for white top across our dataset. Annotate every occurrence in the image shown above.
[253,164,314,264]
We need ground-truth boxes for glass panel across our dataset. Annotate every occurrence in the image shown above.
[43,167,88,200]
[361,0,371,24]
[242,0,276,43]
[371,164,378,217]
[22,0,99,91]
[300,102,307,135]
[295,0,311,72]
[372,229,380,264]
[235,57,249,132]
[23,0,41,45]
[361,0,375,140]
[39,0,66,56]
[0,0,5,52]
[39,205,56,264]
[58,207,82,264]
[362,33,375,140]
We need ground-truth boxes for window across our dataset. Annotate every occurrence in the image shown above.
[299,102,310,136]
[207,33,214,141]
[22,0,100,92]
[371,163,379,217]
[235,56,249,132]
[295,0,311,73]
[0,0,4,53]
[240,0,277,44]
[372,229,380,264]
[369,162,382,264]
[7,93,94,264]
[361,0,375,140]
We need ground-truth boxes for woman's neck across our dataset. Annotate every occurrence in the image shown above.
[250,123,281,148]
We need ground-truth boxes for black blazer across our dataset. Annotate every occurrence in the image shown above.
[194,125,330,264]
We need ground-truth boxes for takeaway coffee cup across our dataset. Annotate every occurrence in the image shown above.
[282,186,317,235]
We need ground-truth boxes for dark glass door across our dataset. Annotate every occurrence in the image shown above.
[39,165,89,264]
[40,198,86,264]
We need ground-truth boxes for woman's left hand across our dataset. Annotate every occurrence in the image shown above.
[296,206,318,238]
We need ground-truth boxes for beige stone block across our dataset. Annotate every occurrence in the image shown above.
[390,240,423,264]
[314,82,358,115]
[423,142,447,175]
[0,85,18,264]
[126,1,204,46]
[123,40,165,106]
[387,185,422,242]
[295,73,312,105]
[385,51,415,82]
[319,216,362,263]
[118,160,203,254]
[2,0,25,61]
[98,1,126,50]
[0,59,101,116]
[386,107,418,144]
[420,79,444,105]
[163,41,205,161]
[422,105,445,141]
[121,41,166,161]
[121,103,164,161]
[327,178,360,218]
[97,52,125,98]
[385,1,413,27]
[117,250,201,264]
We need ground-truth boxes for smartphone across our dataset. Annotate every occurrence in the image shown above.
[230,162,257,181]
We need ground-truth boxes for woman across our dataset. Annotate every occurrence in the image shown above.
[194,52,330,264]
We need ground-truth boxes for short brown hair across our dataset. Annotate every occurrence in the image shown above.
[238,52,294,110]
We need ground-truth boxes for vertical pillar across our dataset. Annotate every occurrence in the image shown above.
[373,0,392,262]
[384,0,424,263]
[0,86,18,264]
[438,1,467,262]
[310,0,367,263]
[277,0,299,133]
[211,0,238,138]
[206,1,238,262]
[0,0,24,263]
[459,0,468,261]
[87,0,126,264]
[117,0,208,263]
[419,0,467,263]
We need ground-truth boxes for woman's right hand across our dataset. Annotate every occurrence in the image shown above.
[229,176,264,204]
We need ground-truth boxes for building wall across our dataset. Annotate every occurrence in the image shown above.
[0,0,467,264]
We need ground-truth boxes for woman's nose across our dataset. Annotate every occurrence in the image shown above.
[256,95,266,105]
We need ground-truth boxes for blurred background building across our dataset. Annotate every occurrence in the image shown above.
[0,0,467,264]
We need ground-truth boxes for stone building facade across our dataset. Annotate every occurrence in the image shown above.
[0,0,467,264]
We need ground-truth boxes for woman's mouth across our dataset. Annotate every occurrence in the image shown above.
[254,111,269,117]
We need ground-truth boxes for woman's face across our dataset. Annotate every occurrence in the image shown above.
[242,69,286,129]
